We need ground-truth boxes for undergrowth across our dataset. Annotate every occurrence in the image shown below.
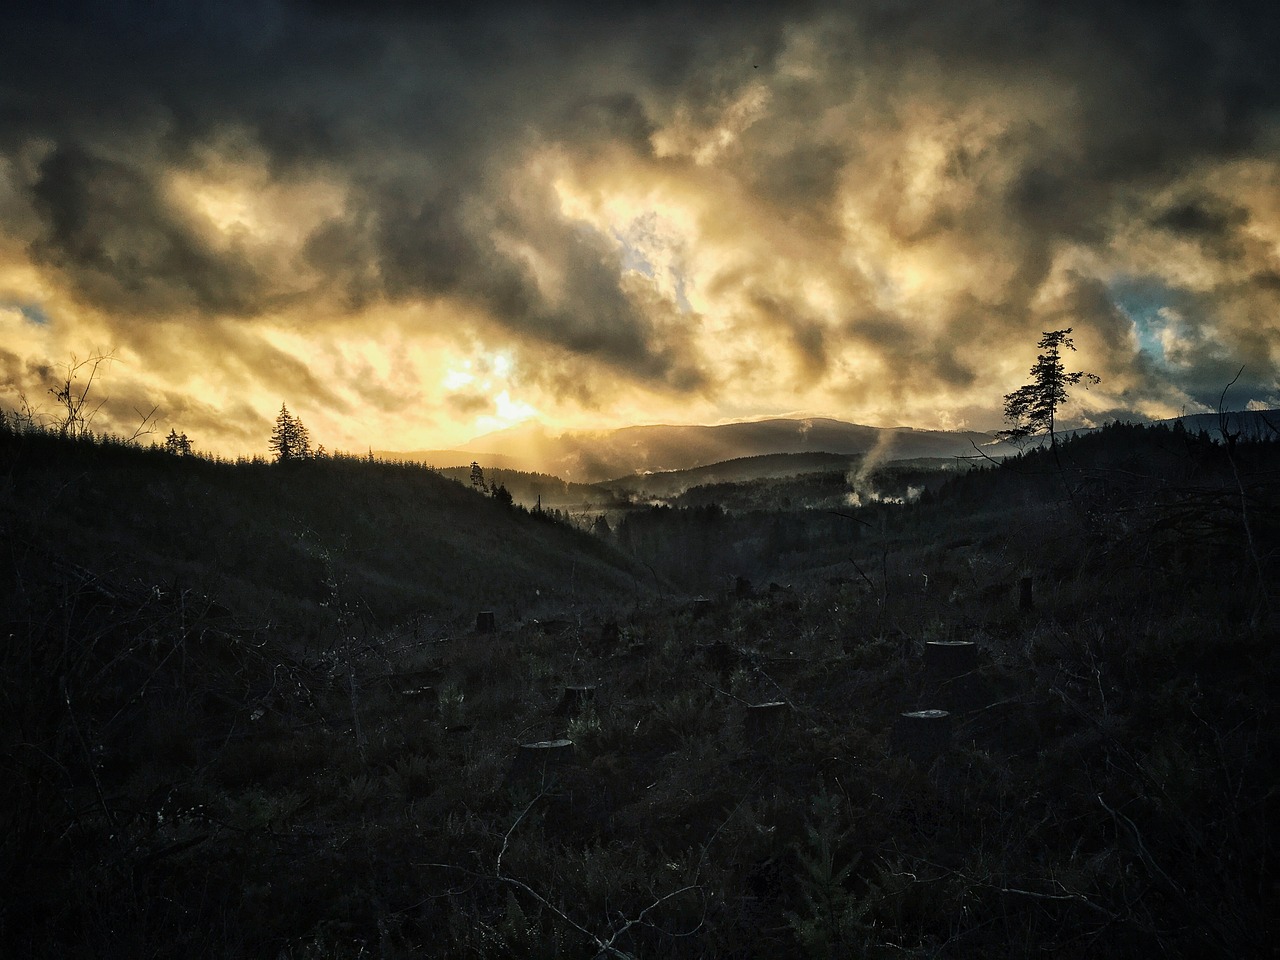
[1,422,1276,958]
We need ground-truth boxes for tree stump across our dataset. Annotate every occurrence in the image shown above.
[924,641,982,710]
[1019,576,1034,612]
[509,739,575,786]
[924,641,978,681]
[892,710,952,763]
[598,620,621,646]
[475,610,496,634]
[553,684,597,717]
[743,701,789,742]
[735,576,754,598]
[691,597,714,619]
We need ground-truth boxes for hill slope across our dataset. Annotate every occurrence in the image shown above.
[0,432,650,633]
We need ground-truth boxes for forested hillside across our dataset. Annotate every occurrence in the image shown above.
[0,429,648,635]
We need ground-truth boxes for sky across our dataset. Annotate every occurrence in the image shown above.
[1,0,1278,457]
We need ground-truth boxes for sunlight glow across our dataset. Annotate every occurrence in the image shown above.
[165,161,348,254]
[475,389,538,433]
[442,365,475,391]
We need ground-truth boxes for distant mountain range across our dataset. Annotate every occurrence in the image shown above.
[600,451,867,498]
[378,417,1016,484]
[378,410,1278,486]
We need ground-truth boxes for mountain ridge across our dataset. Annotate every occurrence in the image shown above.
[377,416,1012,483]
[378,409,1279,485]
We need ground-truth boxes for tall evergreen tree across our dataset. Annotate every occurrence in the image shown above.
[998,329,1100,447]
[269,403,312,461]
[163,429,193,455]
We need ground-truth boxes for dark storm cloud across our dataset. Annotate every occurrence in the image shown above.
[1151,198,1249,239]
[4,0,770,384]
[864,0,1279,140]
[1,0,1277,440]
[1149,194,1253,265]
[29,144,268,316]
[366,176,704,383]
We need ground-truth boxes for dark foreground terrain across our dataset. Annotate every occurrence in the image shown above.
[1,420,1276,958]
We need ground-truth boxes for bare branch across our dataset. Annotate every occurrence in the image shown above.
[825,509,872,527]
[125,404,161,443]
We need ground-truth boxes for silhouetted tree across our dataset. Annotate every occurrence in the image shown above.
[163,429,193,456]
[998,329,1100,447]
[269,403,311,462]
[470,461,485,490]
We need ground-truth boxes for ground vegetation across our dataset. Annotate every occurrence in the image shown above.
[0,412,1275,958]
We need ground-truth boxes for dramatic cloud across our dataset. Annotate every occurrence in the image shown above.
[1,0,1276,454]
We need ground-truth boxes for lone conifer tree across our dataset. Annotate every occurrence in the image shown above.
[998,329,1100,447]
[269,403,312,461]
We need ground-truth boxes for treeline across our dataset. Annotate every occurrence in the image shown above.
[603,419,1280,590]
[666,459,966,513]
[935,418,1280,511]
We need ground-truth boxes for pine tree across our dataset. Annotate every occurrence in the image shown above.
[998,329,1100,447]
[163,429,193,455]
[269,403,312,462]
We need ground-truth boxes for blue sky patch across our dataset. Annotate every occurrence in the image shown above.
[614,229,692,314]
[4,301,52,326]
[1108,277,1176,362]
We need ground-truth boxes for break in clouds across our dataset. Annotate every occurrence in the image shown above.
[1,0,1277,453]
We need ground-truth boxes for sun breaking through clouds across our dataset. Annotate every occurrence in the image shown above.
[1,0,1277,455]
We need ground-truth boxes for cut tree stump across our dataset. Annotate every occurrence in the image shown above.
[892,709,952,763]
[924,641,978,680]
[509,739,575,786]
[924,640,984,710]
[743,701,789,742]
[1019,576,1034,611]
[553,684,597,717]
[475,611,496,634]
